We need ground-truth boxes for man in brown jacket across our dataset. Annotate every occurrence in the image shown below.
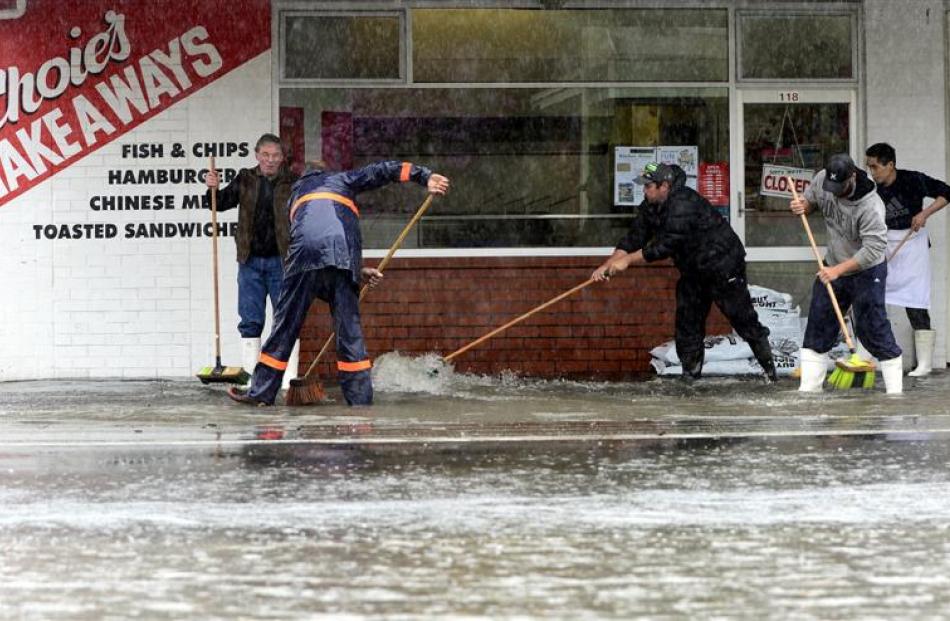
[205,133,299,385]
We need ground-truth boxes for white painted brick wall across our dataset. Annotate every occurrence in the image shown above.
[0,52,275,380]
[865,0,948,367]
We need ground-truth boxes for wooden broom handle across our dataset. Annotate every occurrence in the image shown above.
[887,228,914,262]
[301,194,437,378]
[443,278,596,363]
[210,157,222,360]
[788,176,856,352]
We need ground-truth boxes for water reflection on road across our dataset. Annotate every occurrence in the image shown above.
[3,434,950,618]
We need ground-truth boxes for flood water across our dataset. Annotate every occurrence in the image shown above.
[2,356,950,619]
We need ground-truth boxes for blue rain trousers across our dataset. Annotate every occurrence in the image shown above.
[247,267,372,406]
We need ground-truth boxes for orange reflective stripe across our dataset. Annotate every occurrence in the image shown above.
[289,192,359,221]
[337,359,372,372]
[399,162,411,182]
[259,353,288,371]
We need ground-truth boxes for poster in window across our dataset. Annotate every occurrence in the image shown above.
[656,145,699,190]
[699,162,730,206]
[614,147,656,206]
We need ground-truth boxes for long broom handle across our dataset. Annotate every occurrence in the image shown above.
[300,193,436,379]
[887,228,915,262]
[788,177,856,352]
[210,157,222,363]
[443,278,595,363]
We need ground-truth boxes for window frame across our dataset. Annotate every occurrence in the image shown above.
[736,8,860,84]
[272,1,861,258]
[278,9,407,86]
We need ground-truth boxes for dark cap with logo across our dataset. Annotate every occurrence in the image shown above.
[822,153,857,194]
[634,162,676,185]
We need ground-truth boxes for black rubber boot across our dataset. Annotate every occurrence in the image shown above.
[748,337,778,383]
[679,350,704,382]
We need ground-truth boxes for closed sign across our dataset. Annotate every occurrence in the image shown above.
[760,166,813,198]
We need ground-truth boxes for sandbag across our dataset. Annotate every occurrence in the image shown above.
[748,285,794,311]
[649,334,753,365]
[652,355,799,377]
[758,308,802,344]
[646,284,856,377]
[650,332,800,366]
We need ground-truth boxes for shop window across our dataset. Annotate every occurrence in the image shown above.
[282,13,402,81]
[412,8,728,83]
[739,13,854,80]
[279,87,729,249]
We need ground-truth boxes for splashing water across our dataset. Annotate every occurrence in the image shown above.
[372,351,457,394]
[372,351,622,401]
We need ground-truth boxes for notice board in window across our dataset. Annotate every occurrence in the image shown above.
[614,145,698,206]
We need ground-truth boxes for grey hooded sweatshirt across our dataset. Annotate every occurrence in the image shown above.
[803,169,887,271]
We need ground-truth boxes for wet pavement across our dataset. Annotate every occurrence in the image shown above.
[3,357,950,619]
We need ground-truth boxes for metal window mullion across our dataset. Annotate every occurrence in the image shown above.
[405,6,412,84]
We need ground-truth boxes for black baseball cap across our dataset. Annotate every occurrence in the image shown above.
[822,153,857,194]
[634,162,675,185]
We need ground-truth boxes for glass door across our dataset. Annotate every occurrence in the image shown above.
[734,89,857,261]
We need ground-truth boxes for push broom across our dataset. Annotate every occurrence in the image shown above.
[440,278,596,365]
[197,157,250,385]
[788,177,875,389]
[285,194,437,406]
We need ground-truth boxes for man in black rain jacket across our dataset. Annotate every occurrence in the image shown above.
[592,162,776,381]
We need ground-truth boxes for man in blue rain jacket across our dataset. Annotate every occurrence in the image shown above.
[228,160,450,406]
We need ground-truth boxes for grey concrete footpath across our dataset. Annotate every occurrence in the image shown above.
[2,373,950,450]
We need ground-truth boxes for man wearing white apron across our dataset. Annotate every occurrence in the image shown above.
[865,143,950,376]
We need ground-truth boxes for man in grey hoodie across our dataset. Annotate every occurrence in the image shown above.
[789,153,903,393]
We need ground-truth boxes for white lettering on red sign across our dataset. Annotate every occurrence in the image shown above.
[0,11,131,128]
[0,18,223,197]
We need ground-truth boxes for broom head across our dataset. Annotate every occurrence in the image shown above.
[196,364,250,385]
[835,353,876,373]
[285,375,327,406]
[827,353,876,390]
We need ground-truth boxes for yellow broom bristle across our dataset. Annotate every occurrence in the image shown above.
[828,360,876,390]
[196,366,250,385]
[834,354,876,374]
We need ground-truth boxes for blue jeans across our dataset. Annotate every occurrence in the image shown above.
[237,255,285,338]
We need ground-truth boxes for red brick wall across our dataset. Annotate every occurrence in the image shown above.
[298,256,731,380]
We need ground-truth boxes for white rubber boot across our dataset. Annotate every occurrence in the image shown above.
[282,339,300,390]
[908,330,936,377]
[798,348,827,392]
[879,356,903,394]
[241,337,261,384]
